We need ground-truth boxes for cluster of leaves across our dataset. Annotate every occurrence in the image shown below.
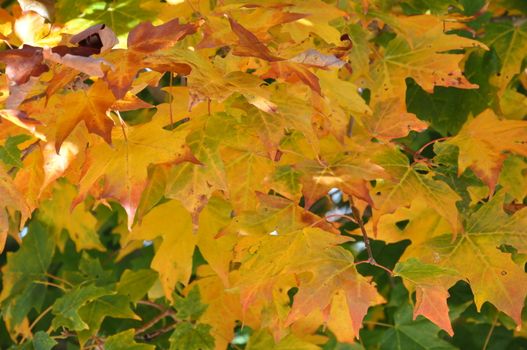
[0,0,527,349]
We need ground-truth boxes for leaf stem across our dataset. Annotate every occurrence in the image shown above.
[414,137,449,160]
[137,300,167,311]
[482,313,499,350]
[45,272,73,287]
[169,72,174,125]
[34,280,67,291]
[19,305,54,344]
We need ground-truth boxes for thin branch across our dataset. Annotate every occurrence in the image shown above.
[137,322,179,341]
[137,300,167,311]
[349,198,375,263]
[135,309,175,336]
[355,260,394,276]
[8,140,40,176]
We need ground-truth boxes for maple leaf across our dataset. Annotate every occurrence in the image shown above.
[394,258,459,335]
[362,98,428,141]
[372,147,461,235]
[0,167,30,252]
[228,17,282,62]
[77,114,191,228]
[195,196,235,285]
[166,112,228,218]
[104,18,199,98]
[125,200,196,299]
[286,247,385,342]
[370,15,486,100]
[0,222,54,331]
[447,109,527,194]
[228,193,337,238]
[294,137,385,209]
[0,45,48,85]
[389,192,527,329]
[54,80,116,151]
[190,270,249,350]
[483,21,527,92]
[37,180,104,252]
[234,228,384,340]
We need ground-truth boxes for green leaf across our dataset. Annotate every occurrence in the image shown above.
[174,286,207,321]
[51,285,114,331]
[169,323,215,350]
[105,329,155,350]
[11,331,58,350]
[33,331,58,350]
[77,295,140,345]
[483,21,527,90]
[378,305,456,350]
[117,269,158,302]
[0,135,31,168]
[0,221,55,329]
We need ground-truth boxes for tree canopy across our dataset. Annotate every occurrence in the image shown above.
[0,0,527,349]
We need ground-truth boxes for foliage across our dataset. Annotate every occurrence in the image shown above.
[0,0,526,349]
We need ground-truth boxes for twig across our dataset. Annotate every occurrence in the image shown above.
[135,309,175,336]
[349,198,375,263]
[355,260,394,276]
[137,300,167,311]
[8,140,40,176]
[138,322,179,341]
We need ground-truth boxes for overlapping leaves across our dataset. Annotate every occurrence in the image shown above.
[0,0,526,349]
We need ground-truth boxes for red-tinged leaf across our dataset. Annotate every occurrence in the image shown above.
[266,61,321,94]
[0,167,31,253]
[394,259,459,336]
[45,66,79,100]
[104,19,198,98]
[448,109,527,193]
[228,17,282,62]
[0,45,48,85]
[127,18,200,52]
[54,80,115,151]
[363,98,428,141]
[111,94,153,112]
[0,109,45,140]
[77,115,191,228]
